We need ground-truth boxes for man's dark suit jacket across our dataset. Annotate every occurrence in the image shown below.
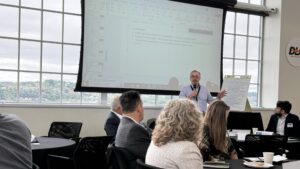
[266,113,300,137]
[115,116,151,168]
[104,112,121,137]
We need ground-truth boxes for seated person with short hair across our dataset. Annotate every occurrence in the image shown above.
[104,96,123,137]
[266,101,300,137]
[0,114,32,169]
[115,90,151,168]
[146,99,203,169]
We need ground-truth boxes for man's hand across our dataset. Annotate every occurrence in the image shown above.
[188,91,197,99]
[217,90,227,99]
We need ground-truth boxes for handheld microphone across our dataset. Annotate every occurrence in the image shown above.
[193,84,197,90]
[191,84,199,101]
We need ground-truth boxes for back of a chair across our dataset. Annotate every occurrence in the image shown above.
[147,118,156,130]
[107,143,137,169]
[227,111,264,131]
[230,138,244,159]
[48,122,83,139]
[32,163,40,169]
[136,159,162,169]
[73,136,113,169]
[244,134,287,157]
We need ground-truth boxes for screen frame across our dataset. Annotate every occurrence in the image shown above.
[75,0,232,95]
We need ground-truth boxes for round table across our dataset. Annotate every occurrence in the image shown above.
[31,136,75,151]
[32,137,76,169]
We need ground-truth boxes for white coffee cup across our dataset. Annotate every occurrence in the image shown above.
[263,152,274,164]
[252,128,258,134]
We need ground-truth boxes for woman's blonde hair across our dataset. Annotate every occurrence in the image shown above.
[203,100,230,153]
[152,99,202,146]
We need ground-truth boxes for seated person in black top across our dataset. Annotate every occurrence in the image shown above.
[266,101,300,137]
[115,90,151,168]
[104,96,123,137]
[200,100,238,161]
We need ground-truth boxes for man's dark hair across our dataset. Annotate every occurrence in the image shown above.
[276,101,292,113]
[120,90,142,113]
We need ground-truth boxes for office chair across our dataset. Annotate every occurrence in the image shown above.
[242,134,287,157]
[107,143,137,169]
[48,121,82,140]
[227,111,264,131]
[48,136,113,169]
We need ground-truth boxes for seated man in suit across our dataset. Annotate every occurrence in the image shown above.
[104,96,123,136]
[266,101,300,137]
[115,90,151,168]
[0,114,32,169]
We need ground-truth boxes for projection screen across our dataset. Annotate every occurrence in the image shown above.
[76,0,225,94]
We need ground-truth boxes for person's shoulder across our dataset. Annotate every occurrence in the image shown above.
[177,141,198,148]
[0,114,30,134]
[288,113,299,119]
[107,111,114,116]
[119,117,133,128]
[180,85,191,90]
[0,114,24,123]
[270,114,277,119]
[166,141,199,152]
[120,116,134,124]
[131,122,148,134]
[119,117,141,131]
[107,112,119,120]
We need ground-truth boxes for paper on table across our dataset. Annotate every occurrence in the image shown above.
[273,155,288,162]
[31,134,39,143]
[255,131,274,135]
[288,137,299,141]
[283,161,300,169]
[31,134,35,142]
[204,161,229,169]
[258,155,287,162]
[231,129,251,141]
[203,164,230,168]
[244,157,262,162]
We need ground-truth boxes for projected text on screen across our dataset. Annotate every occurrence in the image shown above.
[81,0,224,92]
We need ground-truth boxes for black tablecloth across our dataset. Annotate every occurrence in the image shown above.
[204,160,282,169]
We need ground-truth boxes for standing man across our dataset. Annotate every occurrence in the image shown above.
[104,96,123,137]
[266,101,299,137]
[179,70,226,113]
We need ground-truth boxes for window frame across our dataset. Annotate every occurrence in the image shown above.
[0,1,264,107]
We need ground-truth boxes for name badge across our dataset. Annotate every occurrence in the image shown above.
[287,123,293,128]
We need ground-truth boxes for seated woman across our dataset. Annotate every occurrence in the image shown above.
[146,99,203,169]
[200,100,238,161]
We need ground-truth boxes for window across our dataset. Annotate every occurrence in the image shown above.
[223,0,264,107]
[0,1,263,107]
[0,1,84,104]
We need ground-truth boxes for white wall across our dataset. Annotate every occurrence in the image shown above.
[0,105,273,136]
[262,0,281,108]
[0,105,161,137]
[262,0,300,116]
[277,0,300,115]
